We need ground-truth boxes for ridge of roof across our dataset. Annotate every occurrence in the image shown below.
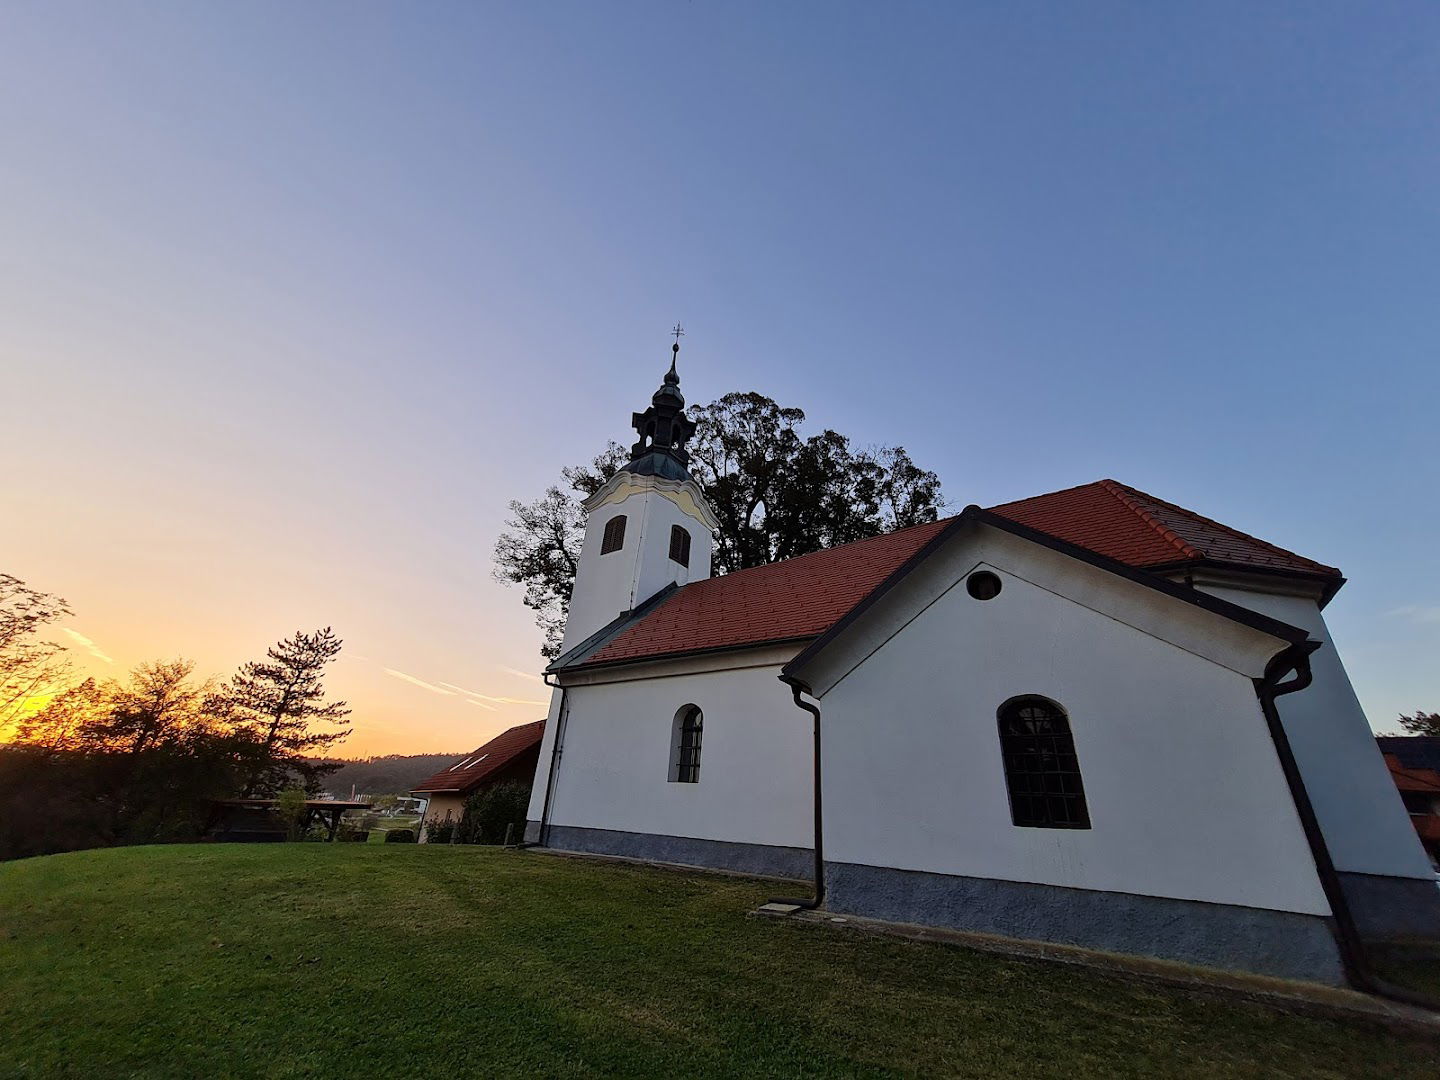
[561,479,1333,674]
[1104,479,1341,577]
[1097,479,1203,562]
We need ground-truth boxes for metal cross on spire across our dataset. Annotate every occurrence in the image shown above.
[671,321,685,346]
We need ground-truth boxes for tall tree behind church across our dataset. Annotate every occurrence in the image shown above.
[494,391,945,658]
[209,627,352,795]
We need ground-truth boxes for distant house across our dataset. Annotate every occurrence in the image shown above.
[411,720,546,840]
[1376,735,1440,869]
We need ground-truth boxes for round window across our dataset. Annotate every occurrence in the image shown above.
[966,571,1002,601]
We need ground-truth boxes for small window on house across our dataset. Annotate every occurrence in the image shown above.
[997,697,1090,829]
[669,524,691,567]
[600,515,627,554]
[669,705,703,783]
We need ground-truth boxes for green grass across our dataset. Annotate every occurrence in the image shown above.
[1370,940,1440,1001]
[365,814,420,842]
[0,845,1435,1079]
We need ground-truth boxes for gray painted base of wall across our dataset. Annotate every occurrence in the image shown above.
[1339,872,1440,940]
[524,821,1349,984]
[826,861,1348,986]
[536,822,812,881]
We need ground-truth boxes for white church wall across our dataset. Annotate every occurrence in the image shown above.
[800,524,1286,699]
[524,684,568,836]
[539,661,812,853]
[1197,585,1434,884]
[813,532,1331,917]
[562,476,715,653]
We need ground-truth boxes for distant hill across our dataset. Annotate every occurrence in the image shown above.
[314,753,465,797]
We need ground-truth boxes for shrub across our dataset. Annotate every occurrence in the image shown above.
[459,781,531,846]
[275,787,309,842]
[383,828,415,844]
[423,818,455,844]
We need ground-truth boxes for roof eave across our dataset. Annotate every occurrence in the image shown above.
[556,634,818,681]
[547,583,682,673]
[1142,557,1346,608]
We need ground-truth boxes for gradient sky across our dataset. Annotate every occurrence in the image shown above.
[3,3,1437,756]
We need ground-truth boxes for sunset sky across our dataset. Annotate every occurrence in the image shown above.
[3,3,1438,756]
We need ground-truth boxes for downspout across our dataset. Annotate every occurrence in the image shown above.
[523,671,569,849]
[1257,643,1439,1009]
[771,677,825,910]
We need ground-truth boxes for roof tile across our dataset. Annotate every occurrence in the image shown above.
[572,479,1340,670]
[410,719,546,794]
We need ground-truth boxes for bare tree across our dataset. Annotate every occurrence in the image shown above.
[492,488,587,659]
[0,574,72,737]
[12,678,105,752]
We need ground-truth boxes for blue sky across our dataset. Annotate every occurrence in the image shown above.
[3,2,1437,751]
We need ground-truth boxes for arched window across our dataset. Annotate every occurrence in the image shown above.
[600,515,627,554]
[669,705,703,783]
[997,697,1090,829]
[668,524,691,567]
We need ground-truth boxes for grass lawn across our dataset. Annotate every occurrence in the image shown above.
[1,845,1436,1078]
[365,814,421,841]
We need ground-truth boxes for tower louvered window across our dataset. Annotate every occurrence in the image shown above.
[600,515,627,554]
[997,697,1090,829]
[669,525,691,567]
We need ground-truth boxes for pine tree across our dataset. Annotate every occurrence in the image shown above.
[213,628,352,796]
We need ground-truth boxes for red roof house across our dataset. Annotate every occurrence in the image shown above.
[411,719,546,840]
[1377,736,1440,867]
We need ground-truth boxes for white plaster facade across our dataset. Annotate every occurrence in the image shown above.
[562,470,719,653]
[531,646,812,853]
[1196,582,1434,883]
[791,523,1330,916]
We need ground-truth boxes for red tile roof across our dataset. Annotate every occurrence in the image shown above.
[1383,754,1440,795]
[410,719,546,794]
[582,518,951,666]
[568,479,1340,671]
[991,480,1341,578]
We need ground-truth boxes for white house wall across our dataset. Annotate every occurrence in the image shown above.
[812,531,1330,917]
[524,684,568,836]
[562,478,715,653]
[527,660,813,874]
[1194,584,1440,939]
[1197,585,1432,883]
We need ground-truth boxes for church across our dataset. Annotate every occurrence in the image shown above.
[523,344,1440,985]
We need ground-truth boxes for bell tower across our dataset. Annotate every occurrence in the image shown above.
[561,333,719,653]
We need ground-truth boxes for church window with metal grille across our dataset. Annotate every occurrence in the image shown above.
[997,697,1090,829]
